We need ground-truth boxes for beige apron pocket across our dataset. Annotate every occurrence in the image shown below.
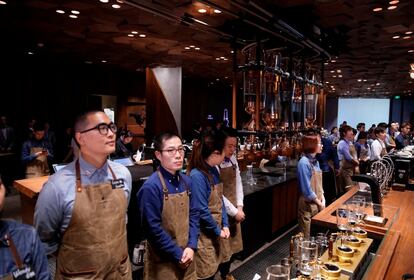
[59,267,96,279]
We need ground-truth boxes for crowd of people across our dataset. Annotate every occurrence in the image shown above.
[297,120,413,236]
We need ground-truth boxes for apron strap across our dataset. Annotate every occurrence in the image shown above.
[178,173,190,196]
[157,170,169,200]
[75,160,118,193]
[5,234,24,269]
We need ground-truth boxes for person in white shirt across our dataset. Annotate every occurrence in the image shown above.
[370,127,387,161]
[217,127,245,280]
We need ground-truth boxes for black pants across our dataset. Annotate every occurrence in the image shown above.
[322,168,337,205]
[219,260,232,278]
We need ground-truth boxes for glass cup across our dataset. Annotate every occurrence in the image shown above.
[266,265,290,280]
[353,195,366,222]
[336,207,349,232]
[299,240,318,277]
[315,233,328,257]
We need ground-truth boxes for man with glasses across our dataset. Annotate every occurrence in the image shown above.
[137,132,199,280]
[34,110,132,279]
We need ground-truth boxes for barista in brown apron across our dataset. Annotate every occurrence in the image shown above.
[195,174,231,280]
[297,135,325,238]
[143,171,196,280]
[338,125,359,194]
[55,160,131,280]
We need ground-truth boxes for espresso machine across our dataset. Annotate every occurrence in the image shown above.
[351,174,382,216]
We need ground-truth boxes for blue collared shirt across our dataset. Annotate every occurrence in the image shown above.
[34,155,132,255]
[190,166,229,236]
[337,139,354,161]
[316,137,339,172]
[0,220,51,280]
[137,166,200,263]
[396,134,411,150]
[21,138,54,163]
[297,155,320,201]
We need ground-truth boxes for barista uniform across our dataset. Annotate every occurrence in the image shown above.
[34,155,132,279]
[337,139,357,194]
[21,138,53,178]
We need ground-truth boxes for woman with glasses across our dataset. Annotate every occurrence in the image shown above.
[137,132,200,280]
[297,135,325,237]
[187,130,231,280]
[35,110,132,279]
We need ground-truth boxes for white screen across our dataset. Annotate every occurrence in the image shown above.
[338,98,390,128]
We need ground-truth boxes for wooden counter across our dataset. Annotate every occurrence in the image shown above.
[312,186,414,279]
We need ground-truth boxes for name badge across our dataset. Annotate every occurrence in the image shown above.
[111,179,125,189]
[12,266,35,280]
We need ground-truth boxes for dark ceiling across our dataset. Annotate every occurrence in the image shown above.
[0,0,413,97]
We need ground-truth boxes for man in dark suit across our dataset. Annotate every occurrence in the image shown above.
[0,116,14,152]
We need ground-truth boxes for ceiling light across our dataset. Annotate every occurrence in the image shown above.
[393,35,400,39]
[338,75,343,78]
[406,31,413,35]
[128,34,134,37]
[215,58,220,60]
[403,36,411,40]
[330,70,335,73]
[99,0,109,2]
[85,61,93,64]
[373,7,383,12]
[37,43,44,47]
[112,4,121,8]
[363,79,367,82]
[408,50,414,53]
[185,47,190,50]
[56,9,65,14]
[332,75,337,78]
[325,81,330,84]
[387,5,397,10]
[190,45,195,48]
[410,72,414,79]
[195,47,200,50]
[367,87,371,90]
[337,69,341,73]
[213,9,221,14]
[389,0,399,4]
[101,60,107,63]
[376,83,380,85]
[71,10,80,14]
[0,1,7,4]
[193,18,209,26]
[28,51,34,55]
[331,60,336,63]
[230,50,234,54]
[198,8,207,13]
[69,15,78,18]
[131,31,138,34]
[357,79,362,82]
[139,34,146,38]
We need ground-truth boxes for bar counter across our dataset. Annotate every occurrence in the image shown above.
[312,186,414,279]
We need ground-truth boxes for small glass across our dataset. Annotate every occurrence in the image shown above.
[266,264,290,280]
[299,240,318,277]
[336,207,349,232]
[246,165,257,186]
[315,233,328,257]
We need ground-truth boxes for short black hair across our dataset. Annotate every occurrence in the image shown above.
[357,123,365,129]
[33,122,44,132]
[74,110,103,132]
[374,126,386,135]
[221,127,238,138]
[357,131,368,141]
[153,132,181,151]
[377,122,388,129]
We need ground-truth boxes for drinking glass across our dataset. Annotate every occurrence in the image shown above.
[336,207,349,232]
[353,195,366,222]
[315,233,328,257]
[299,240,318,277]
[266,265,290,280]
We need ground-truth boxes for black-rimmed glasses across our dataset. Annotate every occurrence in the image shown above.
[80,122,117,135]
[160,147,185,156]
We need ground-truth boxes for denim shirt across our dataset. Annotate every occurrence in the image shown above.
[0,220,51,280]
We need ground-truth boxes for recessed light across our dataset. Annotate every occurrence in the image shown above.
[337,69,341,73]
[198,8,207,13]
[403,36,411,40]
[408,50,414,53]
[376,83,380,86]
[215,58,220,60]
[230,50,234,54]
[392,35,400,39]
[223,58,228,61]
[324,62,329,65]
[373,7,383,12]
[405,31,413,35]
[37,43,44,47]
[325,81,330,84]
[220,56,225,59]
[131,31,138,34]
[128,34,134,37]
[331,60,336,63]
[56,9,65,14]
[185,47,190,50]
[338,75,343,78]
[332,75,337,78]
[189,45,195,48]
[0,1,7,4]
[330,70,335,73]
[69,14,78,18]
[85,61,93,64]
[357,79,362,82]
[389,0,399,4]
[112,4,121,8]
[363,79,367,82]
[387,5,397,10]
[213,9,221,14]
[367,88,371,90]
[71,10,80,14]
[139,34,146,38]
[101,60,107,63]
[195,47,200,50]
[28,51,34,55]
[99,0,109,2]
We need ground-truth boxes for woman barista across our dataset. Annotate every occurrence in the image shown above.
[297,135,325,237]
[187,130,231,280]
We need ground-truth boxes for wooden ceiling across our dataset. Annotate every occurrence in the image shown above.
[0,0,413,97]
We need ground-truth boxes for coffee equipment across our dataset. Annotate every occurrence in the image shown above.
[351,174,382,216]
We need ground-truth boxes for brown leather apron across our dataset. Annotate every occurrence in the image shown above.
[143,171,196,280]
[219,162,243,255]
[298,167,323,238]
[25,147,49,178]
[1,233,36,280]
[195,173,231,279]
[55,160,131,280]
[339,142,357,192]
